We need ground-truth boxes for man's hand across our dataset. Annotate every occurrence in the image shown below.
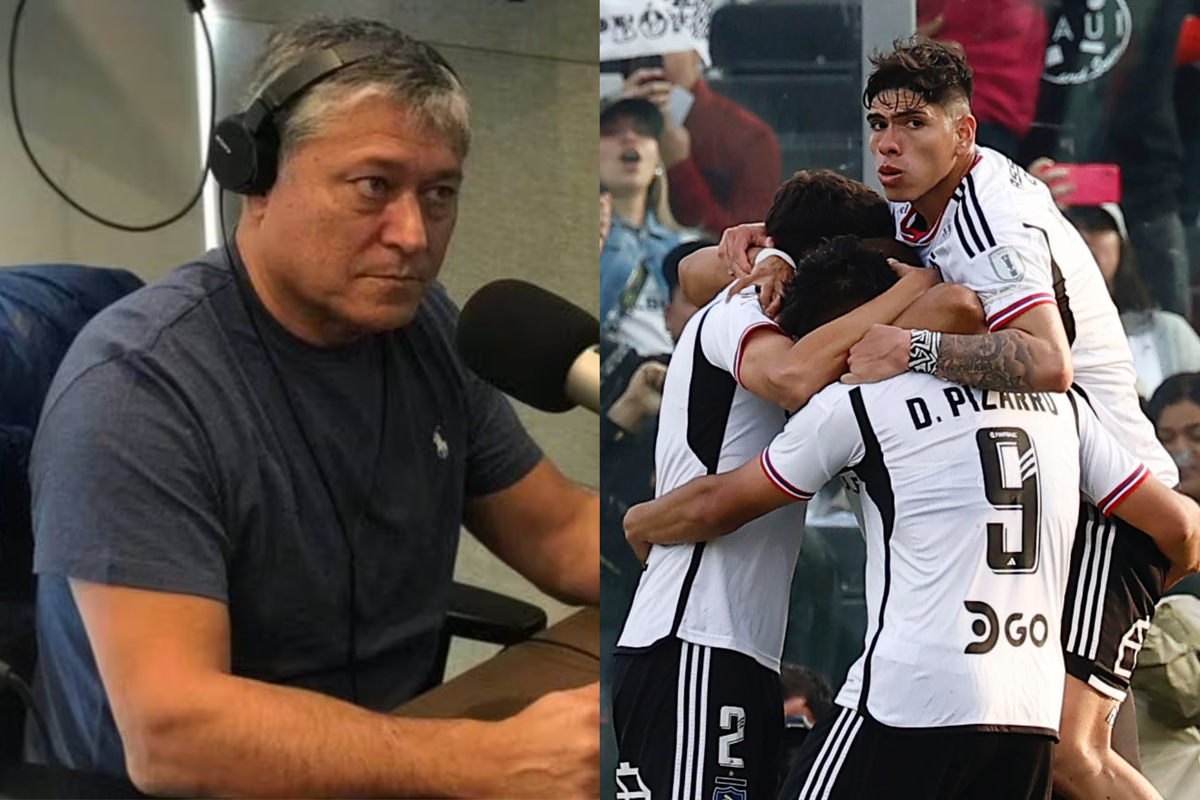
[726,255,793,319]
[917,13,946,38]
[621,67,672,110]
[887,257,939,284]
[606,361,667,433]
[621,66,689,167]
[717,222,772,278]
[489,682,601,799]
[1027,157,1074,208]
[843,324,912,384]
[626,529,651,564]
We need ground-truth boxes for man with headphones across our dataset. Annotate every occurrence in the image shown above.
[26,17,599,799]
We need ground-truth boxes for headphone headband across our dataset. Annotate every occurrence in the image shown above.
[255,40,387,117]
[209,40,389,195]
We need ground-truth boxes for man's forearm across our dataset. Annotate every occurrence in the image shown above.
[679,246,733,307]
[893,283,986,335]
[624,477,729,548]
[934,329,1055,392]
[464,464,599,607]
[606,394,650,433]
[123,673,499,798]
[533,492,600,605]
[761,269,936,411]
[797,270,933,360]
[487,488,599,606]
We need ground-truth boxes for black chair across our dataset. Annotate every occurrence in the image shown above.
[0,264,547,795]
[708,2,866,182]
[0,425,36,763]
[709,2,860,73]
[435,583,549,689]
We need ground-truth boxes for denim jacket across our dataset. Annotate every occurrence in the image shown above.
[600,211,681,355]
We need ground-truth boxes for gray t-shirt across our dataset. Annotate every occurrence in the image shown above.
[26,247,542,777]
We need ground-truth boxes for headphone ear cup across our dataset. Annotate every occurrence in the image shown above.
[210,113,278,195]
[250,123,280,195]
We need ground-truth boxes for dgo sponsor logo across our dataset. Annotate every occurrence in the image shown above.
[964,600,1050,655]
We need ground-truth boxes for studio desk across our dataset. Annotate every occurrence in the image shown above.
[397,607,599,720]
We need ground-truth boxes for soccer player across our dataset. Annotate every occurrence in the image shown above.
[610,175,979,800]
[715,38,1178,800]
[625,238,1200,800]
[673,169,913,318]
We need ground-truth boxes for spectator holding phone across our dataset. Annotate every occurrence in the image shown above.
[1028,160,1123,208]
[619,49,781,239]
[1031,0,1198,319]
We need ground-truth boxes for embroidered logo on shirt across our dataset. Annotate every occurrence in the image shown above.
[989,246,1025,283]
[433,427,449,460]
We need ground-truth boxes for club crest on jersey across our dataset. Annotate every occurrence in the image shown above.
[988,246,1025,283]
[713,787,747,800]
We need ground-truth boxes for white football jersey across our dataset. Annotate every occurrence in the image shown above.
[891,145,1176,487]
[764,372,1147,734]
[617,288,807,672]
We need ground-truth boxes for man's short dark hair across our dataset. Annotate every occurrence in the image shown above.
[779,662,832,705]
[863,36,973,110]
[777,236,899,340]
[764,170,894,260]
[247,17,471,160]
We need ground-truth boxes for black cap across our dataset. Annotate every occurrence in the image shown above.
[600,96,664,138]
[662,240,715,296]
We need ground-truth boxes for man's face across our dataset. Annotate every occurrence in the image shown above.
[247,92,463,342]
[599,114,660,197]
[867,89,968,204]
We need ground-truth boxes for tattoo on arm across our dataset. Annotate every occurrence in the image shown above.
[933,330,1040,392]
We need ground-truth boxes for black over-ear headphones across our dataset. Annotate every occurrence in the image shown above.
[209,41,386,195]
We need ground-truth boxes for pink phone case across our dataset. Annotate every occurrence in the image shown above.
[1055,163,1122,206]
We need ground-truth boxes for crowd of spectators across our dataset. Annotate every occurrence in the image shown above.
[600,2,1200,798]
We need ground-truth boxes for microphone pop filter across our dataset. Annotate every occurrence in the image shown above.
[456,279,599,412]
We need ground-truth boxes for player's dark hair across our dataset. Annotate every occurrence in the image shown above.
[777,235,899,340]
[863,36,973,110]
[779,662,833,705]
[1147,372,1200,424]
[765,170,894,262]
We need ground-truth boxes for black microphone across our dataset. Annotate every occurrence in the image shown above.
[457,280,599,413]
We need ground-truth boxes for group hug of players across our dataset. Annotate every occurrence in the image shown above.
[610,38,1200,800]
